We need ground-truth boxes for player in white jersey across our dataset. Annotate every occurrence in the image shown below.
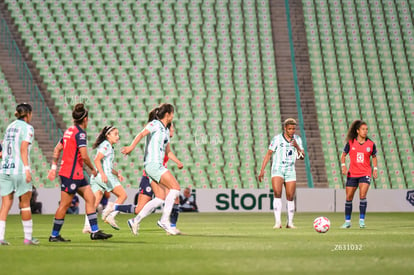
[122,103,183,236]
[0,103,38,245]
[258,118,305,229]
[82,125,127,233]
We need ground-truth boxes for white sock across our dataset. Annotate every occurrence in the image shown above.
[160,189,180,224]
[135,197,164,223]
[273,198,282,225]
[84,215,90,228]
[0,220,6,240]
[287,200,295,225]
[22,219,33,240]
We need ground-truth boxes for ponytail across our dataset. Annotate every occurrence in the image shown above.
[148,107,160,122]
[93,125,116,149]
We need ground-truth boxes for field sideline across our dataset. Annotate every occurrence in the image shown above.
[0,212,413,274]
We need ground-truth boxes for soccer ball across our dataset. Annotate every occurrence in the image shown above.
[313,216,330,233]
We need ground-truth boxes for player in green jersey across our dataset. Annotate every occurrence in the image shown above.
[0,103,38,245]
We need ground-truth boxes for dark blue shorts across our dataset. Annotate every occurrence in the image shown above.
[346,176,371,188]
[138,176,153,197]
[60,176,89,194]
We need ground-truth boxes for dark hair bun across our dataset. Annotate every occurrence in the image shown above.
[15,103,32,119]
[72,103,88,123]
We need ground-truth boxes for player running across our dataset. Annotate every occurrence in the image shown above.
[134,120,181,234]
[47,103,112,242]
[101,121,182,235]
[0,103,38,245]
[258,118,305,229]
[340,120,378,229]
[122,103,183,236]
[82,125,127,233]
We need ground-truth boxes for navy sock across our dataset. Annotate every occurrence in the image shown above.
[114,204,134,213]
[170,204,180,226]
[87,213,99,233]
[359,198,367,220]
[51,218,64,237]
[345,200,352,221]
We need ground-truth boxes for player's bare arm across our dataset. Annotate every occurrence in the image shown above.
[372,155,378,179]
[258,150,273,182]
[79,147,97,177]
[166,144,183,169]
[94,152,107,183]
[20,141,31,183]
[122,128,150,155]
[340,152,347,175]
[48,142,63,181]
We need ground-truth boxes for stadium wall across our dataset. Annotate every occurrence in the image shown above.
[2,188,414,214]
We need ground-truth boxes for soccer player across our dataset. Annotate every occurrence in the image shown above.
[258,118,304,229]
[130,121,182,235]
[47,103,112,241]
[99,115,181,234]
[122,103,183,236]
[82,125,127,232]
[340,120,378,229]
[0,103,39,245]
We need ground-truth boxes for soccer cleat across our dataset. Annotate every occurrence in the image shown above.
[359,220,366,228]
[273,223,282,229]
[82,226,92,234]
[157,220,177,235]
[49,235,71,242]
[105,215,120,230]
[286,223,297,229]
[341,222,351,229]
[127,218,139,236]
[24,238,40,245]
[169,227,182,235]
[102,202,114,221]
[0,240,10,245]
[90,230,113,240]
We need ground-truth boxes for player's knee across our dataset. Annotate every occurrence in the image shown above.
[85,194,96,205]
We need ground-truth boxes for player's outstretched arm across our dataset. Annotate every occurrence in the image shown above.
[121,128,150,155]
[48,142,63,181]
[258,150,273,182]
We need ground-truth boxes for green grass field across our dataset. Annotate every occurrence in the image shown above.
[0,212,413,275]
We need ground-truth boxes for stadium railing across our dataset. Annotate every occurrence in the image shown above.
[0,17,63,145]
[285,0,314,188]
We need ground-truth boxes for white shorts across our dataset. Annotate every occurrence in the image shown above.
[271,164,296,182]
[0,173,32,197]
[144,163,168,183]
[90,173,121,193]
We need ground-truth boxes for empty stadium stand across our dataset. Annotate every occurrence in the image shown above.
[0,0,412,190]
